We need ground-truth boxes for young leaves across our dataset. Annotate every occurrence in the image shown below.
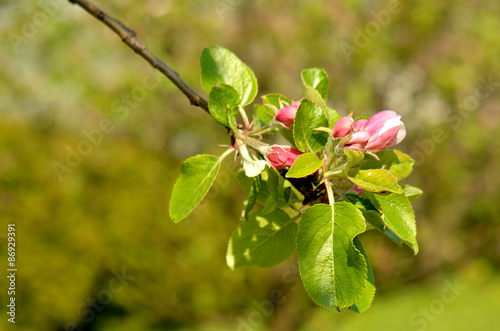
[300,68,340,128]
[261,168,280,214]
[348,169,403,194]
[361,209,404,246]
[367,192,419,254]
[226,209,297,269]
[344,150,364,172]
[301,68,329,101]
[173,47,421,314]
[303,87,340,128]
[286,153,324,178]
[403,184,423,202]
[350,238,376,313]
[293,99,329,153]
[253,93,293,127]
[262,93,292,110]
[200,46,258,106]
[237,170,258,220]
[296,203,367,311]
[208,83,240,127]
[169,154,222,223]
[360,149,415,180]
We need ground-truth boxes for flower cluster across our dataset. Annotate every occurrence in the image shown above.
[332,110,406,153]
[267,146,302,170]
[269,106,406,170]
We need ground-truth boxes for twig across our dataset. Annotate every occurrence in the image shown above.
[68,0,209,113]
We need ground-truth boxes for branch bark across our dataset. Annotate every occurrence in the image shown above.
[68,0,209,113]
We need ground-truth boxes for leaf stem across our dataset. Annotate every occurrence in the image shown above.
[218,147,237,164]
[250,125,274,136]
[324,170,344,180]
[238,106,251,130]
[325,181,335,207]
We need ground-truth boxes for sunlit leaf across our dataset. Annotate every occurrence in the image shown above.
[296,203,367,311]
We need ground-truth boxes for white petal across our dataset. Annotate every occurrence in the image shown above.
[242,159,268,177]
[239,144,268,177]
[390,121,406,147]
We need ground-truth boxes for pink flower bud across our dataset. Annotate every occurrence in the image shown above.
[275,101,301,127]
[363,110,406,152]
[347,130,370,145]
[353,119,368,131]
[340,111,406,152]
[344,130,371,151]
[267,146,302,170]
[332,117,353,138]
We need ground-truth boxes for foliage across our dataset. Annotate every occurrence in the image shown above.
[2,0,500,329]
[169,47,421,312]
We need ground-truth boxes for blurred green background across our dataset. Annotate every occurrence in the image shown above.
[1,0,499,330]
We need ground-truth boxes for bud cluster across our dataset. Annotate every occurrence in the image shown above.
[269,106,406,171]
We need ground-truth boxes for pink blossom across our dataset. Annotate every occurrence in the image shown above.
[333,110,406,152]
[332,116,354,138]
[275,101,301,127]
[363,110,406,152]
[267,146,302,170]
[353,119,368,131]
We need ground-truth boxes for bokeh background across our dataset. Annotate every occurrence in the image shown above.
[1,0,500,330]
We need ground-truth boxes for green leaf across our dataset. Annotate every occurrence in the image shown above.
[301,68,329,101]
[253,94,293,127]
[344,150,364,172]
[348,169,403,194]
[226,209,297,269]
[262,168,280,214]
[350,237,375,313]
[367,193,419,254]
[226,109,239,134]
[208,83,240,127]
[251,169,299,209]
[278,128,295,145]
[262,93,292,109]
[286,153,324,178]
[360,149,415,180]
[200,46,258,106]
[303,86,341,127]
[402,184,423,202]
[237,171,258,220]
[253,104,275,126]
[344,194,377,211]
[361,210,404,246]
[293,99,329,153]
[169,154,221,223]
[296,203,367,311]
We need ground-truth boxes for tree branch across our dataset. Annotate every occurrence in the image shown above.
[68,0,209,113]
